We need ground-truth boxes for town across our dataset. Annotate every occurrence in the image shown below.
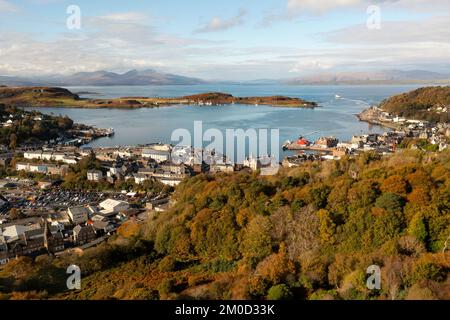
[0,103,449,263]
[282,106,449,166]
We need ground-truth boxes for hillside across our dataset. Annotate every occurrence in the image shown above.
[0,102,74,148]
[379,86,450,123]
[1,149,448,300]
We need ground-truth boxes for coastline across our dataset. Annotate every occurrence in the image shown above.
[356,108,401,130]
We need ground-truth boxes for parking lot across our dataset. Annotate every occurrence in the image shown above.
[1,185,164,216]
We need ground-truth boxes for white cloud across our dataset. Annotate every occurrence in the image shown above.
[324,15,450,45]
[287,0,361,14]
[195,9,247,33]
[289,59,334,73]
[0,0,18,13]
[98,12,149,24]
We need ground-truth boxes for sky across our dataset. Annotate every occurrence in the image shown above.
[0,0,449,80]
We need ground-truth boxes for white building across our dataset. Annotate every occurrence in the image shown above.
[142,149,171,163]
[99,199,129,215]
[52,152,66,161]
[160,178,183,186]
[67,206,90,225]
[24,151,42,160]
[243,156,261,171]
[87,170,103,181]
[134,174,149,185]
[62,156,78,164]
[41,151,54,161]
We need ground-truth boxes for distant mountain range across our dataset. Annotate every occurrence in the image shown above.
[0,69,205,86]
[284,70,450,85]
[0,69,449,86]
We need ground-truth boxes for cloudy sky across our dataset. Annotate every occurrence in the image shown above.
[0,0,449,80]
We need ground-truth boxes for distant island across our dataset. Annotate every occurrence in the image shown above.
[0,86,318,109]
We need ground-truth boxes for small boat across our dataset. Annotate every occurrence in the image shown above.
[335,95,341,99]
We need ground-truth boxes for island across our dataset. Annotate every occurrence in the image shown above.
[0,86,318,109]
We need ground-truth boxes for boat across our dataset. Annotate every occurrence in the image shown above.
[106,128,115,136]
[335,95,341,99]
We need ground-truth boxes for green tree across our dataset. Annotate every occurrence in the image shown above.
[267,284,293,300]
[408,213,428,244]
[240,216,273,264]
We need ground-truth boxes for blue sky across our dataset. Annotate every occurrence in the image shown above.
[0,0,449,80]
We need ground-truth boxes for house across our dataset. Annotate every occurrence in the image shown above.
[351,135,368,145]
[15,163,30,171]
[87,170,103,181]
[316,137,339,148]
[47,212,71,227]
[67,206,90,225]
[134,173,149,185]
[43,219,64,254]
[52,152,66,161]
[62,156,78,164]
[142,149,171,163]
[92,220,115,235]
[91,215,106,222]
[333,147,348,157]
[160,178,184,186]
[41,151,54,161]
[243,156,261,171]
[73,225,96,245]
[0,219,64,261]
[160,162,188,174]
[23,150,42,160]
[16,163,68,176]
[210,163,235,173]
[47,164,69,176]
[29,164,48,174]
[99,199,130,216]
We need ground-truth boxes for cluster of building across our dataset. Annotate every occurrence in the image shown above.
[0,218,64,264]
[0,198,132,264]
[15,162,69,176]
[86,144,257,187]
[1,110,114,147]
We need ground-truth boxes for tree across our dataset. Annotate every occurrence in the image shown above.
[317,209,336,245]
[9,133,17,149]
[408,213,428,244]
[240,216,272,264]
[375,193,405,214]
[380,175,409,196]
[267,284,293,300]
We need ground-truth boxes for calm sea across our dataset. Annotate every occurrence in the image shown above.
[33,84,425,156]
